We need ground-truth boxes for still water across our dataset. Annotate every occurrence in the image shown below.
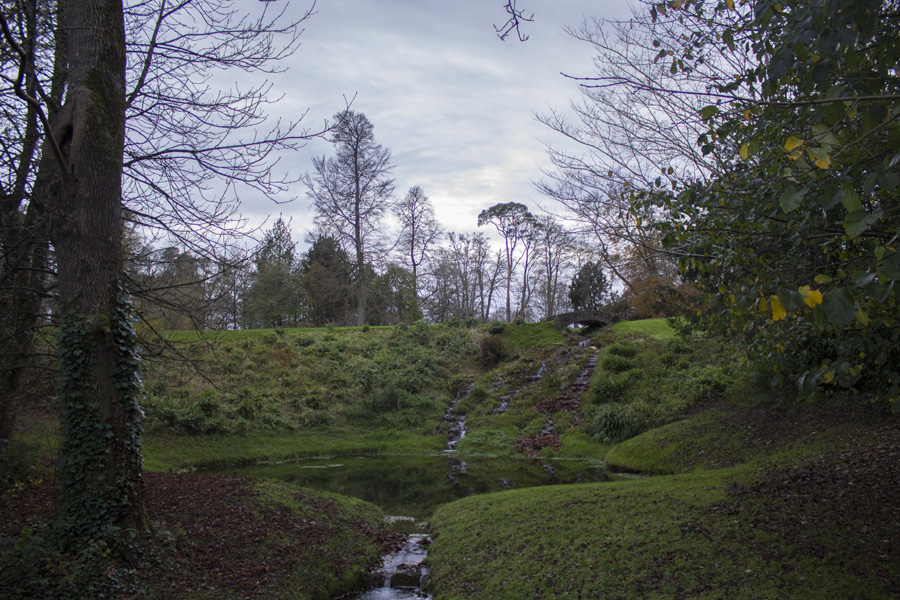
[212,453,609,525]
[209,454,609,598]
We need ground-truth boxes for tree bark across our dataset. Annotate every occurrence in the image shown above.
[50,0,144,544]
[0,0,65,485]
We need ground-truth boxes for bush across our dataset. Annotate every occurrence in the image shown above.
[196,389,219,416]
[0,530,135,600]
[589,403,640,442]
[592,370,638,404]
[479,335,509,368]
[607,342,638,358]
[488,321,506,334]
[601,354,634,373]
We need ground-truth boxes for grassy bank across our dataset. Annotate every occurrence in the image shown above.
[426,397,900,599]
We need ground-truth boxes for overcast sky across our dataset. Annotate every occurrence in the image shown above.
[239,0,635,245]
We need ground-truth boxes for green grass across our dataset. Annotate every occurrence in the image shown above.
[499,321,566,352]
[427,401,900,599]
[153,325,393,342]
[607,317,675,339]
[143,428,446,471]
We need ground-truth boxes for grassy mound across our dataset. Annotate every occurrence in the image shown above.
[426,400,900,599]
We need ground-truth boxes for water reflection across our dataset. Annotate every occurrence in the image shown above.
[210,454,608,522]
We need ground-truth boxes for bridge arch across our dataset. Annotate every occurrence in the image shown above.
[550,310,616,329]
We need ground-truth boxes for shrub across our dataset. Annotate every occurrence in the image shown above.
[488,321,506,334]
[589,403,640,442]
[196,389,219,416]
[0,531,133,600]
[601,354,634,373]
[479,335,509,368]
[592,370,639,404]
[607,342,638,358]
[293,335,314,348]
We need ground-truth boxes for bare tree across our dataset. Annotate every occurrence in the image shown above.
[537,3,756,288]
[305,110,395,326]
[532,215,575,319]
[494,0,533,41]
[395,185,442,313]
[477,202,535,322]
[0,0,316,482]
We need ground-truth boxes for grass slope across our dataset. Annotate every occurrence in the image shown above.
[427,400,900,599]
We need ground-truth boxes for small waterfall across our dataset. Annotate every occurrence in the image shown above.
[442,383,472,452]
[494,361,546,414]
[350,533,432,599]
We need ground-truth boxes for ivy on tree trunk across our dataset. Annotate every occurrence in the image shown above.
[50,0,144,545]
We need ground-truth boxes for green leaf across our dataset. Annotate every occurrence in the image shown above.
[777,288,805,312]
[749,136,761,155]
[817,186,843,209]
[844,207,882,239]
[812,304,829,330]
[840,184,862,212]
[823,287,856,328]
[880,251,900,280]
[779,188,804,213]
[852,270,876,288]
[698,105,720,120]
[814,274,833,285]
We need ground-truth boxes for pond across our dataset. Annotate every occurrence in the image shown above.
[207,453,610,598]
[209,453,610,528]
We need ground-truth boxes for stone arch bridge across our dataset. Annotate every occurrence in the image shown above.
[548,310,617,329]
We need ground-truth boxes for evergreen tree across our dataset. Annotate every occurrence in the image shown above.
[569,261,608,312]
[245,218,301,328]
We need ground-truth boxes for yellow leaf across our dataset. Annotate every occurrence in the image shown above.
[743,109,751,121]
[857,309,869,326]
[739,143,749,160]
[726,0,735,10]
[799,286,823,308]
[771,295,787,321]
[672,0,684,8]
[808,148,832,169]
[824,370,835,384]
[757,297,769,314]
[784,136,804,151]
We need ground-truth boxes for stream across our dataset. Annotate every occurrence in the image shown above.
[212,346,604,598]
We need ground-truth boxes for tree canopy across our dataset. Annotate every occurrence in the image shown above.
[640,0,900,404]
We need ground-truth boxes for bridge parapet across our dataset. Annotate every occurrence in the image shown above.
[550,310,616,328]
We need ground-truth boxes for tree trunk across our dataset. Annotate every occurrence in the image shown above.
[50,0,144,544]
[0,0,64,485]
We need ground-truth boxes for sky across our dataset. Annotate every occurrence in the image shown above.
[237,0,635,245]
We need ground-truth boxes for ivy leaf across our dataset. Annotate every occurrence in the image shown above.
[844,207,882,239]
[823,287,857,328]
